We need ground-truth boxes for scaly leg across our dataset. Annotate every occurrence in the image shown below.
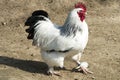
[75,62,93,74]
[47,66,61,76]
[72,52,82,64]
[72,53,93,74]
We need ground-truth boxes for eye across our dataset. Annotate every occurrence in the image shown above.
[77,10,82,14]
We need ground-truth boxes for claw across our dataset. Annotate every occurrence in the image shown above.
[80,66,93,74]
[47,71,61,76]
[75,62,93,74]
[53,72,61,76]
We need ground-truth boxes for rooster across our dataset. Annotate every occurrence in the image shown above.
[25,2,92,75]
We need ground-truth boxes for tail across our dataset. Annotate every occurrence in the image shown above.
[25,10,49,39]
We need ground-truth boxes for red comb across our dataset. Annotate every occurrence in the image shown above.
[75,2,86,12]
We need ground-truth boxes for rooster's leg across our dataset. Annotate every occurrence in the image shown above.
[72,52,82,65]
[47,67,61,76]
[72,53,93,74]
[75,62,93,74]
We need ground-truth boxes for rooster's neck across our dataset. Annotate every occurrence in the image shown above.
[61,12,88,37]
[61,20,88,37]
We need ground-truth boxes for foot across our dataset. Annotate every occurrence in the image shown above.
[75,62,93,74]
[47,70,61,76]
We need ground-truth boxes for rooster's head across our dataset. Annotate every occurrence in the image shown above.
[74,2,87,22]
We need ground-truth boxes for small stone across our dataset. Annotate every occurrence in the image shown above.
[32,73,36,76]
[113,38,117,41]
[26,47,30,49]
[91,76,95,79]
[20,39,24,42]
[30,53,35,56]
[89,30,92,33]
[1,22,7,25]
[48,0,53,3]
[4,65,7,68]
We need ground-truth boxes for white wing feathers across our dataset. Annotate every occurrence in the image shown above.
[33,17,74,51]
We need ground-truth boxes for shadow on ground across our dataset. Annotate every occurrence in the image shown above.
[0,56,48,75]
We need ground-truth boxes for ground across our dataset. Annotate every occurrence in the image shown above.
[0,0,120,80]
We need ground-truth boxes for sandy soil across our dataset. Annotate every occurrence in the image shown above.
[0,0,120,80]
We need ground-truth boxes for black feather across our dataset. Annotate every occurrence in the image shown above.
[25,10,48,26]
[46,48,73,53]
[32,10,49,18]
[25,10,49,39]
[25,16,46,26]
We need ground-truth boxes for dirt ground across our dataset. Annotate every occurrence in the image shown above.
[0,0,120,80]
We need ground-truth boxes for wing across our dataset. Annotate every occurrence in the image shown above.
[33,17,59,49]
[25,10,75,52]
[32,17,74,52]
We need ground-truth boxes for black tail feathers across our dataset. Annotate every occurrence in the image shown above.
[25,10,48,26]
[32,10,49,18]
[25,10,49,39]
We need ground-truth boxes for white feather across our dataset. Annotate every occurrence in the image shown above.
[80,62,89,68]
[41,50,65,68]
